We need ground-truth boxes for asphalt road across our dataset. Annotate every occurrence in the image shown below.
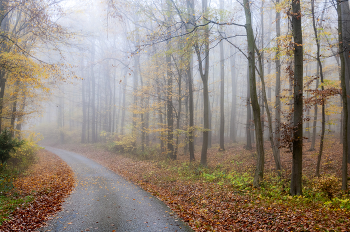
[40,147,193,232]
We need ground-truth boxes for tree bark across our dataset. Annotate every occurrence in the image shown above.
[290,0,304,196]
[256,46,282,172]
[230,41,237,143]
[219,0,225,151]
[339,0,349,190]
[243,0,265,187]
[246,63,252,150]
[166,0,175,160]
[275,0,281,158]
[312,0,326,177]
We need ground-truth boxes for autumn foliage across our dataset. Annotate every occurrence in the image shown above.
[0,150,74,231]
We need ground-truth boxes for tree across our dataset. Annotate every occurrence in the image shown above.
[219,0,225,151]
[312,0,326,177]
[290,0,304,196]
[243,0,265,187]
[275,0,282,159]
[339,0,349,190]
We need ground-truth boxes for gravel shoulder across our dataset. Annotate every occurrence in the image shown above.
[40,147,193,232]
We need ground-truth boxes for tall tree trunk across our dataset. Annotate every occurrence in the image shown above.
[219,0,225,151]
[187,53,195,162]
[133,24,140,137]
[10,81,20,137]
[340,0,349,190]
[312,0,326,177]
[275,0,281,159]
[310,65,319,151]
[246,63,252,150]
[192,0,210,166]
[121,69,127,135]
[230,42,237,143]
[290,0,304,196]
[306,64,310,139]
[91,41,96,143]
[15,95,26,139]
[175,67,182,156]
[0,5,9,133]
[166,0,175,160]
[243,0,265,187]
[141,67,145,153]
[260,0,265,140]
[81,57,87,143]
[256,46,282,172]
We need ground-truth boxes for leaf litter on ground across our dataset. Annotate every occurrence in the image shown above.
[0,149,74,231]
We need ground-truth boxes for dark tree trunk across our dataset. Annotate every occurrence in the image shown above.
[310,65,319,151]
[219,0,225,151]
[230,42,236,143]
[187,53,195,162]
[275,0,281,158]
[340,0,349,190]
[166,1,175,160]
[312,0,326,177]
[290,0,304,196]
[243,0,265,187]
[246,64,252,150]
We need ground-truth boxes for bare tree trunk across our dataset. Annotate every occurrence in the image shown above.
[310,65,319,151]
[166,0,175,160]
[275,0,281,159]
[340,0,349,190]
[256,47,282,172]
[260,0,265,140]
[192,0,210,166]
[219,0,225,151]
[312,0,326,177]
[246,63,252,150]
[91,40,97,143]
[121,69,127,135]
[187,53,195,162]
[290,0,304,196]
[230,43,237,143]
[81,57,87,143]
[306,64,310,140]
[15,96,26,139]
[243,0,265,187]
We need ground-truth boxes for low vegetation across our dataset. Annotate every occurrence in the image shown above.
[0,146,74,230]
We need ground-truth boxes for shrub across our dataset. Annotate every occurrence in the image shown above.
[314,175,340,200]
[112,135,136,154]
[0,130,23,165]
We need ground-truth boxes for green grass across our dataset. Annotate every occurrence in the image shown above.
[0,195,34,225]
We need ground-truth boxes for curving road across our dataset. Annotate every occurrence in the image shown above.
[40,147,193,232]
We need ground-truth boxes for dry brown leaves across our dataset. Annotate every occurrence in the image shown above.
[0,149,74,231]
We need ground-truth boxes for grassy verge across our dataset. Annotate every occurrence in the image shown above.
[0,149,74,230]
[0,141,37,225]
[58,137,350,231]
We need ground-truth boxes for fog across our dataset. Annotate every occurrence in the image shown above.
[1,0,343,166]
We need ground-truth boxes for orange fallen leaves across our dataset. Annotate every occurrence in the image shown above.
[0,149,74,231]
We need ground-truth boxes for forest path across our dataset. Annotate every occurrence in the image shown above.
[40,147,192,232]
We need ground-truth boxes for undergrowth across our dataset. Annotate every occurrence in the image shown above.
[0,138,40,225]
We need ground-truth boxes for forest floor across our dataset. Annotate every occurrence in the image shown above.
[0,150,74,231]
[56,137,350,231]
